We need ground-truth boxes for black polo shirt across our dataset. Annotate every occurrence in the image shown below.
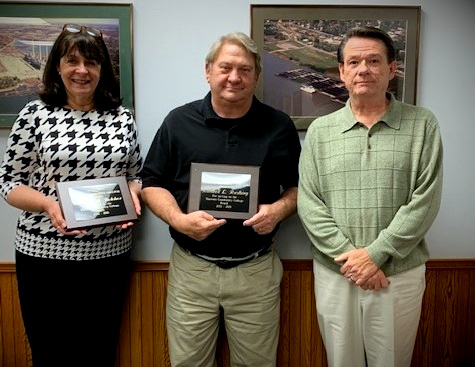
[141,92,301,258]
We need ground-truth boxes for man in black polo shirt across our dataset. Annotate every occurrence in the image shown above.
[141,31,301,367]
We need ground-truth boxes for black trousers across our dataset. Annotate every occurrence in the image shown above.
[15,250,131,367]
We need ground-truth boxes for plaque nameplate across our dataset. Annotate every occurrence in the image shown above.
[55,176,138,230]
[188,163,260,219]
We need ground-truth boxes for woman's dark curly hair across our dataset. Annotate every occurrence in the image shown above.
[40,27,121,111]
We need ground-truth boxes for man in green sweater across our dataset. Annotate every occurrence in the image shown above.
[297,26,442,367]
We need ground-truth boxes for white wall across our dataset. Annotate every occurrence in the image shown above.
[0,0,474,261]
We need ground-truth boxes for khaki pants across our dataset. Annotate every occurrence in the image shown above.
[313,261,426,367]
[167,243,283,367]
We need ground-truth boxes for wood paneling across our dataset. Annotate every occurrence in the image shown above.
[0,259,473,367]
[411,260,475,367]
[117,266,171,367]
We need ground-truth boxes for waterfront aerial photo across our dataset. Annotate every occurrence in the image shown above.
[0,18,120,116]
[199,172,252,213]
[262,19,408,129]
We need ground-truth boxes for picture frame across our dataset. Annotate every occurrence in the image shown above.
[56,176,138,230]
[188,163,260,220]
[0,2,133,128]
[251,5,421,130]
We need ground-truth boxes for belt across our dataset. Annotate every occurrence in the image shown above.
[182,246,271,269]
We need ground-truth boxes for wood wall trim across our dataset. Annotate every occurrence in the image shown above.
[425,259,475,269]
[0,263,15,273]
[1,258,474,273]
[131,261,169,272]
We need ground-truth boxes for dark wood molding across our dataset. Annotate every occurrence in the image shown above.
[1,258,474,273]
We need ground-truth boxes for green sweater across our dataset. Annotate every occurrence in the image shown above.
[297,95,443,276]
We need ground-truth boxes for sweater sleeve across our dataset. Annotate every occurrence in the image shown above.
[365,115,443,267]
[0,102,39,200]
[124,110,142,180]
[297,123,356,260]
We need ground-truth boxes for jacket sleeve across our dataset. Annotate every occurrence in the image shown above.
[297,123,356,260]
[365,115,443,267]
[0,103,39,201]
[124,110,143,180]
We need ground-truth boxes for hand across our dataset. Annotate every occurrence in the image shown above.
[115,181,142,230]
[359,269,390,291]
[44,199,87,236]
[335,248,379,286]
[175,211,226,241]
[115,221,136,230]
[128,180,142,217]
[243,204,280,235]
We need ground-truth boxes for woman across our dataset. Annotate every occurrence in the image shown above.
[0,24,142,367]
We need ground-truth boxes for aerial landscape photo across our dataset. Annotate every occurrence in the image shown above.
[0,18,120,115]
[261,19,408,128]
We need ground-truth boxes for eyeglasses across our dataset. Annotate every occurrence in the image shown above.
[62,23,103,38]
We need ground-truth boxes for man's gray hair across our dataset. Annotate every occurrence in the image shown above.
[205,32,262,76]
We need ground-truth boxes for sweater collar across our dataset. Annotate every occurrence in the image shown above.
[340,93,402,133]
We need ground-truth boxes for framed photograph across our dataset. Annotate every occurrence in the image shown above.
[56,176,137,230]
[0,2,133,128]
[251,5,421,130]
[188,163,260,220]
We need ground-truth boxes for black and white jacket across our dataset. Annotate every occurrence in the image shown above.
[0,100,142,260]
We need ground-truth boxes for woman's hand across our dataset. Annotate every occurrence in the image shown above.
[6,184,87,235]
[115,179,142,230]
[43,198,87,236]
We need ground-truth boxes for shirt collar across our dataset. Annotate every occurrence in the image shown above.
[340,93,402,133]
[202,92,220,122]
[201,92,260,127]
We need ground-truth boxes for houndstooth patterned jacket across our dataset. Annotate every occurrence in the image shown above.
[0,100,142,260]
